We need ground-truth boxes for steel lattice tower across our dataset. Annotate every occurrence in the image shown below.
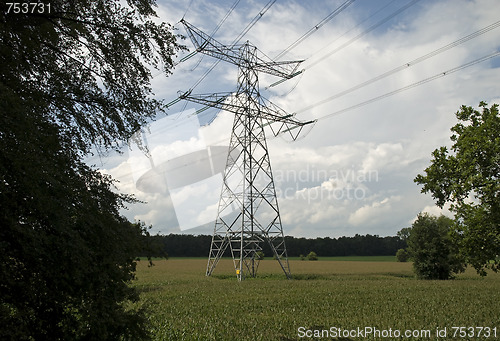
[178,20,315,280]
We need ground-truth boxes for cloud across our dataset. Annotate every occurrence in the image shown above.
[361,142,404,173]
[415,203,454,220]
[94,0,500,237]
[348,196,402,227]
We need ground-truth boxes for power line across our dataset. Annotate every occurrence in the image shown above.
[312,50,500,122]
[266,0,411,90]
[182,0,195,19]
[304,0,422,70]
[301,0,398,68]
[232,0,276,44]
[295,20,500,114]
[211,0,241,36]
[274,0,356,60]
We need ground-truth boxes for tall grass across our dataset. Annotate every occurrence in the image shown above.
[132,258,500,340]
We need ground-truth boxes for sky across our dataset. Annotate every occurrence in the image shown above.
[89,0,500,238]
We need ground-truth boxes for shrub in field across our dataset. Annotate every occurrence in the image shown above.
[300,254,305,261]
[407,213,465,279]
[307,251,318,261]
[396,248,410,262]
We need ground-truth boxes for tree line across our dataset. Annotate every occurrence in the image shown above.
[144,233,406,258]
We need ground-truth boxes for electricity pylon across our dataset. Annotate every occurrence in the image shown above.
[178,19,315,280]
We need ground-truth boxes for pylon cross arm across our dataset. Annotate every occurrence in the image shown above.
[179,92,315,138]
[253,60,304,79]
[181,19,242,62]
[180,19,303,79]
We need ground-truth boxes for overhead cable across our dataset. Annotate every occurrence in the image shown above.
[304,0,422,70]
[312,50,500,121]
[295,20,500,114]
[274,0,356,60]
[266,0,397,90]
[182,0,195,19]
[232,0,276,44]
[303,0,398,65]
[212,0,241,36]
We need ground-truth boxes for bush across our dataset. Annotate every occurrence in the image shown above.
[307,251,318,261]
[396,248,410,262]
[299,254,305,261]
[407,213,465,279]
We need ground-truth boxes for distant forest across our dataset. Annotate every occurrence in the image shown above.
[144,234,406,258]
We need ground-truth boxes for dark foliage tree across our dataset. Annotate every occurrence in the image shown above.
[1,0,182,154]
[0,108,151,339]
[415,102,499,275]
[407,214,465,280]
[1,1,182,339]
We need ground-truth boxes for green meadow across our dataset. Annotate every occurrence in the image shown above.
[133,258,500,340]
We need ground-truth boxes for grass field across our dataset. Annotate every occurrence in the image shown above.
[132,258,500,340]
